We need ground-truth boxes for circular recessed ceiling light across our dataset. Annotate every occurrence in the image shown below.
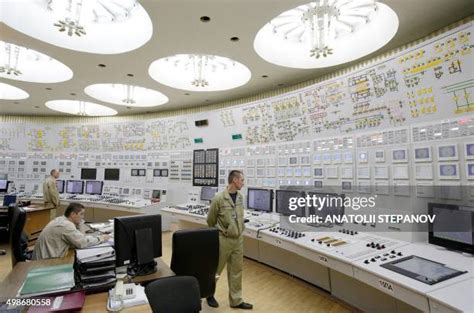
[84,83,169,107]
[149,54,251,92]
[254,1,398,68]
[45,100,117,116]
[0,82,29,100]
[1,0,153,54]
[0,41,73,83]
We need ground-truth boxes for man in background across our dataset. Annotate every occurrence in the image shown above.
[206,170,253,310]
[32,202,109,260]
[43,169,60,217]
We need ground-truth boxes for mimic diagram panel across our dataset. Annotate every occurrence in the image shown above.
[0,22,472,153]
[1,22,473,207]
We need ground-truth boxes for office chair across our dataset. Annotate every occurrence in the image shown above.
[9,205,31,267]
[170,228,219,298]
[0,205,14,256]
[145,276,201,313]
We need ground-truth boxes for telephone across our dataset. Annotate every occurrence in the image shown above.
[113,281,136,300]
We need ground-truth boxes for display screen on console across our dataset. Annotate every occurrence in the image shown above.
[66,180,84,194]
[85,181,103,195]
[432,206,473,245]
[380,255,467,285]
[200,187,217,201]
[276,190,305,217]
[247,188,273,212]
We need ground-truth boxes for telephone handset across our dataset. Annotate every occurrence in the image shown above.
[114,280,137,300]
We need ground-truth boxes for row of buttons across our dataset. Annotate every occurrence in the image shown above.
[269,227,305,239]
[363,250,403,264]
[338,229,358,236]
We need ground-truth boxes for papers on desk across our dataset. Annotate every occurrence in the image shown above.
[88,222,114,233]
[19,264,75,297]
[76,247,115,263]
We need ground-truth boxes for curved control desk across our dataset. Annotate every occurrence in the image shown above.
[161,207,474,313]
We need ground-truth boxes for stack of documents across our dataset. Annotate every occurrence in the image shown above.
[75,247,116,291]
[19,264,75,297]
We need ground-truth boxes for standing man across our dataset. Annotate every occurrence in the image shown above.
[43,169,60,217]
[206,170,253,310]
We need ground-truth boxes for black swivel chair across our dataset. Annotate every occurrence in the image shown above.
[9,205,30,267]
[170,228,219,299]
[145,276,201,313]
[0,205,13,255]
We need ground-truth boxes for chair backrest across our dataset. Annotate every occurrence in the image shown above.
[145,276,201,313]
[9,205,27,267]
[170,228,219,298]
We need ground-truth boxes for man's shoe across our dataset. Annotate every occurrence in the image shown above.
[206,296,219,308]
[231,302,253,310]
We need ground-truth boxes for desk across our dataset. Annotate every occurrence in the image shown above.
[0,256,174,311]
[0,205,53,238]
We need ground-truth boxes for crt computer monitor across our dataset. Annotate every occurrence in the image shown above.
[247,188,273,213]
[104,168,120,181]
[276,189,306,217]
[66,180,84,194]
[56,180,65,193]
[85,181,103,195]
[0,180,9,193]
[307,192,345,226]
[200,187,218,202]
[81,168,97,180]
[115,214,162,276]
[428,203,474,254]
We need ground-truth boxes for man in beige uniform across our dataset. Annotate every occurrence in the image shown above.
[32,202,109,260]
[43,169,60,217]
[206,170,253,310]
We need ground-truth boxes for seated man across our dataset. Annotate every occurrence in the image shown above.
[32,202,109,260]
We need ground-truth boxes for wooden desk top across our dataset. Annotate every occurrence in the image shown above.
[0,255,174,303]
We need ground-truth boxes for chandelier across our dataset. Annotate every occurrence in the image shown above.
[0,43,22,76]
[165,54,235,88]
[269,0,378,59]
[149,54,251,92]
[122,84,136,104]
[47,0,139,37]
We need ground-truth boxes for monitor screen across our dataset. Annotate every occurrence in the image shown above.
[307,192,345,226]
[429,203,474,254]
[153,169,161,177]
[0,179,9,193]
[56,180,65,193]
[66,180,84,194]
[276,190,305,217]
[152,190,161,199]
[201,187,218,201]
[247,188,273,212]
[85,181,103,195]
[3,195,17,207]
[81,168,97,180]
[114,214,162,275]
[161,169,168,177]
[104,168,120,181]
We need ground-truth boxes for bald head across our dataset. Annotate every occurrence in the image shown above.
[50,169,60,179]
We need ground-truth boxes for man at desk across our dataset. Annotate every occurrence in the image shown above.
[206,170,253,310]
[32,202,109,260]
[43,169,60,212]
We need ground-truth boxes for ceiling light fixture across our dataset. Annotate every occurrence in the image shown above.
[254,0,398,68]
[0,41,73,83]
[84,83,169,107]
[149,54,251,92]
[1,0,152,54]
[45,99,117,116]
[0,82,29,100]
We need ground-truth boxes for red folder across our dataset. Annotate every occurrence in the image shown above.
[27,291,85,312]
